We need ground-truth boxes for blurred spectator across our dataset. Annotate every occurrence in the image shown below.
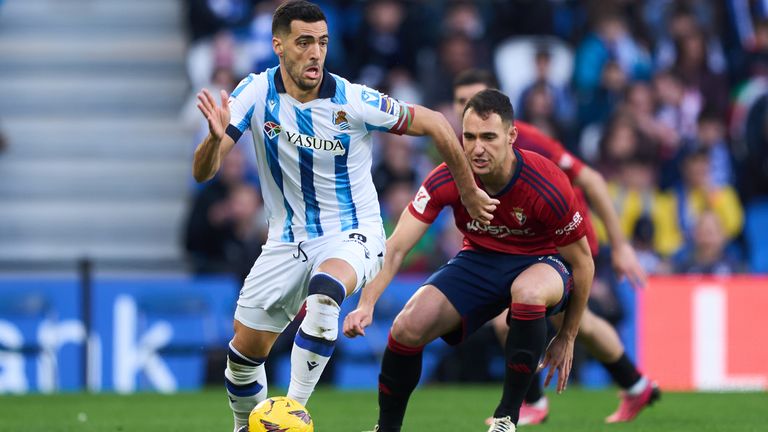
[184,147,265,280]
[671,29,729,116]
[622,81,679,154]
[518,46,576,132]
[741,18,768,80]
[573,13,652,97]
[655,148,744,256]
[630,215,671,275]
[578,59,628,128]
[597,114,654,179]
[519,81,563,141]
[372,133,418,197]
[423,33,483,106]
[661,109,734,189]
[672,211,744,275]
[653,5,727,77]
[184,0,255,42]
[346,0,414,88]
[652,69,699,154]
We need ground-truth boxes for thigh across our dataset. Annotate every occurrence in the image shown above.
[391,285,462,347]
[237,241,313,332]
[312,228,386,295]
[511,261,569,309]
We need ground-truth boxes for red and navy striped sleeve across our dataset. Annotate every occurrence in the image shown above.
[407,163,456,223]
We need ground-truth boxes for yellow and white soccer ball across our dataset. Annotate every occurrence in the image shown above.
[248,396,314,432]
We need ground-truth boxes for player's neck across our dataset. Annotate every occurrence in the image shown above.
[280,67,321,103]
[479,154,517,195]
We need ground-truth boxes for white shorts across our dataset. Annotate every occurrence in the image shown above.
[234,227,385,333]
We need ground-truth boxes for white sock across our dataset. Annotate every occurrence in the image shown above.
[225,342,268,429]
[287,273,345,406]
[627,376,649,395]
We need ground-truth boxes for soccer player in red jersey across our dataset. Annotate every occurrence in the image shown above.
[453,70,659,424]
[345,89,595,432]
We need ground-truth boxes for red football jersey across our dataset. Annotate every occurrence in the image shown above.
[408,148,587,255]
[514,121,598,255]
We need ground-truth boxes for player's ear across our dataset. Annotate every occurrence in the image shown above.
[272,36,284,57]
[509,125,518,145]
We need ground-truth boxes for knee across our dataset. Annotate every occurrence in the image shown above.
[510,284,545,306]
[391,313,426,347]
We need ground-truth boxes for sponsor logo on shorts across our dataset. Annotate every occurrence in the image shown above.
[412,186,431,214]
[348,233,367,243]
[546,256,569,274]
[555,211,583,235]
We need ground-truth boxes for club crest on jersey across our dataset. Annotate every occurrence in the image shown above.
[285,131,346,156]
[264,121,283,139]
[333,110,350,130]
[512,207,527,225]
[362,89,381,107]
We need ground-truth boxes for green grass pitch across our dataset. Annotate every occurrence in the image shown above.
[0,386,765,431]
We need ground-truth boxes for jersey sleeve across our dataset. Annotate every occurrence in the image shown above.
[225,73,259,143]
[407,164,455,224]
[537,169,588,247]
[355,85,415,135]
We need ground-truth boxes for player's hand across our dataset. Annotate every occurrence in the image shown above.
[343,307,373,338]
[539,333,575,394]
[461,187,499,225]
[196,88,230,142]
[611,242,647,289]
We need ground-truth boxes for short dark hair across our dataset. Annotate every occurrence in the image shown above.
[463,89,515,124]
[272,1,326,36]
[453,69,499,91]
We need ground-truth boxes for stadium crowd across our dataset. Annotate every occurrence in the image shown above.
[180,0,768,320]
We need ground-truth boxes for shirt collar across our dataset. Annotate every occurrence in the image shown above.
[273,66,336,99]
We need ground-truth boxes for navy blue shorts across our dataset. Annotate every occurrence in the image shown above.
[424,250,573,345]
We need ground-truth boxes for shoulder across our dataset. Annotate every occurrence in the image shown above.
[231,71,270,102]
[518,150,573,214]
[421,163,456,195]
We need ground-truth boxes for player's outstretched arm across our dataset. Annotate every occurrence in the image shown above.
[193,89,237,182]
[342,209,430,338]
[406,106,498,225]
[574,166,647,288]
[541,236,594,394]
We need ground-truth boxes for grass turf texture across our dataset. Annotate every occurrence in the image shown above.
[0,386,765,432]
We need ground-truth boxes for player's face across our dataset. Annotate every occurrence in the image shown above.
[453,83,488,120]
[462,109,516,177]
[274,20,329,92]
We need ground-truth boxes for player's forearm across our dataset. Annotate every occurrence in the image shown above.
[427,112,477,196]
[357,248,406,310]
[561,252,594,339]
[578,167,627,248]
[193,133,223,182]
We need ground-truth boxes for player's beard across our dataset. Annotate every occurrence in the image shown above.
[285,56,322,92]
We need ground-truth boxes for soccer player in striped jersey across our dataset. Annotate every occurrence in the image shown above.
[452,70,659,425]
[192,2,497,431]
[345,89,595,432]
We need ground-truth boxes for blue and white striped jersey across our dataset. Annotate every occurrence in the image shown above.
[225,67,414,243]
